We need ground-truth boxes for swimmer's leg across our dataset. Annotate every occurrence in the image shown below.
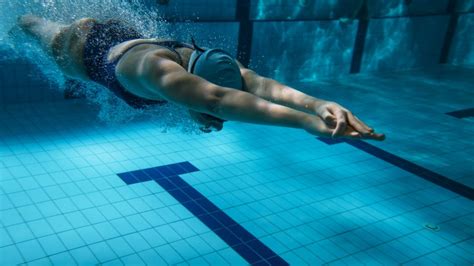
[18,15,66,54]
[18,15,96,79]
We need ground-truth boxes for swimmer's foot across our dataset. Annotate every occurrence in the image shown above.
[17,14,65,52]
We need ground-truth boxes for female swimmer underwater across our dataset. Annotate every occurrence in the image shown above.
[18,15,385,140]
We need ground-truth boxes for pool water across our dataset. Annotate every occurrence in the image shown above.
[1,0,473,265]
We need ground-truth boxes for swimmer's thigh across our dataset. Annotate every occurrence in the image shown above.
[52,18,97,79]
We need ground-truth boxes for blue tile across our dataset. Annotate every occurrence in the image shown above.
[50,252,76,265]
[116,162,288,266]
[57,230,85,250]
[144,168,165,179]
[154,178,176,190]
[173,162,190,175]
[318,137,474,200]
[167,164,184,176]
[117,172,137,184]
[89,242,117,262]
[69,246,97,264]
[0,227,12,247]
[250,239,284,259]
[140,229,166,247]
[156,165,174,177]
[1,209,24,227]
[167,188,193,203]
[47,215,73,233]
[215,227,241,247]
[212,211,238,227]
[0,244,24,264]
[38,234,66,256]
[94,222,121,240]
[138,248,167,265]
[121,253,145,265]
[166,164,185,176]
[132,171,152,183]
[168,175,191,189]
[317,137,346,145]
[228,224,255,243]
[253,260,272,266]
[200,214,225,230]
[76,226,103,245]
[110,218,135,235]
[182,201,208,217]
[179,161,199,172]
[195,197,219,212]
[7,223,35,243]
[17,239,46,261]
[233,243,264,264]
[269,254,299,265]
[106,237,134,257]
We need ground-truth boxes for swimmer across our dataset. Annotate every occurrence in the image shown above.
[18,15,385,140]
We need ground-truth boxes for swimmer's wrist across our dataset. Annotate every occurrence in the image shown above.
[302,98,325,114]
[311,98,326,109]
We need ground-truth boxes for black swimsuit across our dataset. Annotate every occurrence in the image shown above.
[83,20,194,108]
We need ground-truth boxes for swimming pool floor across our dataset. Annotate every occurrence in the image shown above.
[1,65,473,265]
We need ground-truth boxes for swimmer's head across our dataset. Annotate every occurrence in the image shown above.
[187,48,241,133]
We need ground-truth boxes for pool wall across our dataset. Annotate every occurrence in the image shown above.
[0,0,473,106]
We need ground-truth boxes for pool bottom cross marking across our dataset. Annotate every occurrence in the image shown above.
[117,161,289,265]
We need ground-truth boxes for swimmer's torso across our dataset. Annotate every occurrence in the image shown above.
[109,40,194,100]
[52,18,193,101]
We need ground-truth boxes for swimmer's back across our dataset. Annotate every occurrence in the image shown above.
[51,18,189,81]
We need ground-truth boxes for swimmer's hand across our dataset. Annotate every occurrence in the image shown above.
[303,115,384,141]
[313,101,385,141]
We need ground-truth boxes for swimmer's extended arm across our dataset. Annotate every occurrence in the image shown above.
[137,54,341,137]
[236,61,325,114]
[236,61,385,140]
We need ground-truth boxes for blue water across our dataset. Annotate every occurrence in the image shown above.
[1,0,473,265]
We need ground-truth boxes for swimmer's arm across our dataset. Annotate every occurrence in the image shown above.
[139,55,333,135]
[236,62,382,139]
[236,61,325,114]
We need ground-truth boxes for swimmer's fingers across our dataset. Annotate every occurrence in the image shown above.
[346,115,385,141]
[340,125,362,139]
[368,132,386,141]
[352,114,374,133]
[347,112,374,136]
[336,125,386,141]
[327,106,348,138]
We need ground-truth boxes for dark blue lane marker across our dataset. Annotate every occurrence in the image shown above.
[317,138,474,200]
[439,0,459,64]
[236,0,253,68]
[317,137,346,145]
[446,108,474,119]
[350,4,369,74]
[118,161,289,266]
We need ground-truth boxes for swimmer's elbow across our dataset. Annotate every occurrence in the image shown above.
[144,58,224,115]
[166,75,222,115]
